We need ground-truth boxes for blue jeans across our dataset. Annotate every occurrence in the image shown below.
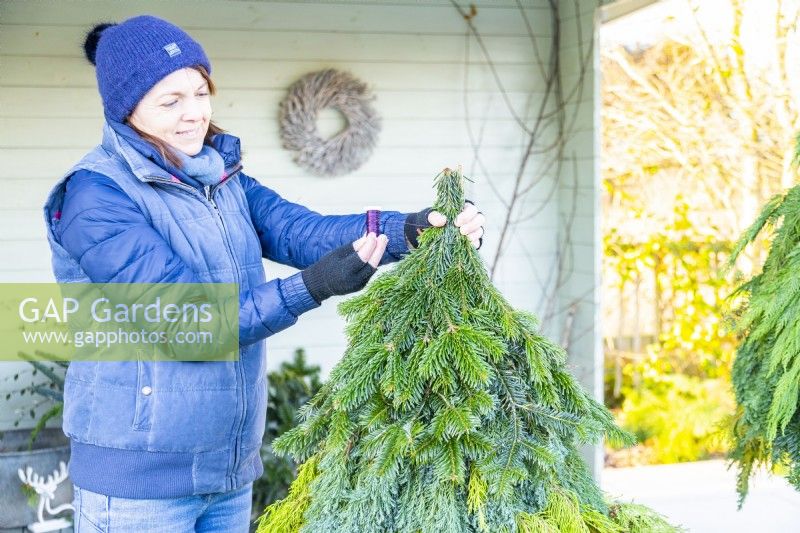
[71,482,253,532]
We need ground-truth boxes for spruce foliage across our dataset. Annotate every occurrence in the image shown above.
[257,169,679,532]
[728,142,800,504]
[252,349,324,516]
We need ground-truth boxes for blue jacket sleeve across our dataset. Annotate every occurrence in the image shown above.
[238,172,409,269]
[57,169,319,346]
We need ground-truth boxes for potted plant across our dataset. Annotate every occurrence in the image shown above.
[0,360,72,529]
[250,349,323,530]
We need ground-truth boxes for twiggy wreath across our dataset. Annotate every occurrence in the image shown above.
[279,69,381,177]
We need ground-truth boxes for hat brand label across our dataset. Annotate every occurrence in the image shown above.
[163,42,181,57]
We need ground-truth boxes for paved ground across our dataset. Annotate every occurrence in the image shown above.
[602,460,800,532]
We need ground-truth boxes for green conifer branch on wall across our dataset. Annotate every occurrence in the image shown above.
[257,169,680,532]
[728,136,800,505]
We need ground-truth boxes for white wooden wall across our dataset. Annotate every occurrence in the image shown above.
[558,0,608,480]
[0,0,601,443]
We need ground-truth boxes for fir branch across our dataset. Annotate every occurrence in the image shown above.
[728,191,785,266]
[258,168,676,533]
[728,149,800,502]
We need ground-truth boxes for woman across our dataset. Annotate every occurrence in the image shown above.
[42,14,485,533]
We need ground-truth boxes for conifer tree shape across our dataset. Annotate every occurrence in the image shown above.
[258,169,679,532]
[728,152,800,504]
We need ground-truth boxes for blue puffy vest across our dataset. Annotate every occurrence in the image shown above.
[42,123,407,497]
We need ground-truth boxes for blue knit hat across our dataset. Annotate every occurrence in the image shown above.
[83,15,212,122]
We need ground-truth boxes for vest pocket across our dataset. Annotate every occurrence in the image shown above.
[132,360,154,431]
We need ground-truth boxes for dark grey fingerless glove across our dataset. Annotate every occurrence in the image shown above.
[404,207,434,249]
[301,243,377,304]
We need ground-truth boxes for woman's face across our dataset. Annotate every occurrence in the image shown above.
[128,68,211,156]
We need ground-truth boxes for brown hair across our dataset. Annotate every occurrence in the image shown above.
[126,65,224,169]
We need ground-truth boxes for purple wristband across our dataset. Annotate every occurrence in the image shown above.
[365,206,381,235]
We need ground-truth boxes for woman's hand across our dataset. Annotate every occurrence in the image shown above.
[452,201,485,249]
[405,201,485,249]
[301,233,388,303]
[353,232,389,267]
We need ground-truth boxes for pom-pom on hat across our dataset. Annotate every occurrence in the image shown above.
[83,15,211,122]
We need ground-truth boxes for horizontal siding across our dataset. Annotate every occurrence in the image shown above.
[1,26,550,64]
[0,117,542,149]
[2,56,544,92]
[0,146,555,180]
[0,169,566,212]
[2,1,552,35]
[0,88,547,120]
[0,0,597,432]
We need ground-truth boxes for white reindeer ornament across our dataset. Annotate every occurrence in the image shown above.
[18,461,74,532]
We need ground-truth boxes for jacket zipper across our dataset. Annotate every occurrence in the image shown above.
[208,165,248,490]
[202,175,246,489]
[148,167,247,490]
[204,185,216,207]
